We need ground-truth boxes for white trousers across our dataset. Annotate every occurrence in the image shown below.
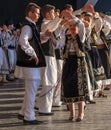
[38,56,57,113]
[19,79,40,120]
[38,85,56,113]
[53,59,63,106]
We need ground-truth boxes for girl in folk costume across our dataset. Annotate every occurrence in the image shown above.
[99,12,111,90]
[61,20,90,122]
[96,13,110,78]
[93,13,111,91]
[97,13,111,89]
[86,13,107,97]
[81,11,97,101]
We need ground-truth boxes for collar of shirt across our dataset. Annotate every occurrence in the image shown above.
[25,17,36,25]
[42,18,51,23]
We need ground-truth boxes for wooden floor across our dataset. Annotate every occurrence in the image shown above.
[0,79,111,130]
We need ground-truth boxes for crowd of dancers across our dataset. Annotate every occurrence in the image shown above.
[0,2,111,125]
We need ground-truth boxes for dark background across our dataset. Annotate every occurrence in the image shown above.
[0,0,110,25]
[0,0,76,25]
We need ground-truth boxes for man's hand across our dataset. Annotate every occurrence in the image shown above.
[29,56,39,65]
[44,29,52,37]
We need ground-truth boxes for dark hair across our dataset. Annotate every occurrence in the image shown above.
[15,22,22,29]
[63,4,72,10]
[55,9,60,13]
[41,4,55,17]
[25,2,40,16]
[81,11,93,17]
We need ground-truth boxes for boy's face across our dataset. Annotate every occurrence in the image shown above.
[30,8,40,22]
[47,9,55,20]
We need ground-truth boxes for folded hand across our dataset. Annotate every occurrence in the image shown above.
[29,56,39,65]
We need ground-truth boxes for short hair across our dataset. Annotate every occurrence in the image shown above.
[55,9,60,13]
[63,4,72,10]
[25,2,40,16]
[41,4,55,17]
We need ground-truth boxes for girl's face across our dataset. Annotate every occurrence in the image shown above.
[69,23,78,36]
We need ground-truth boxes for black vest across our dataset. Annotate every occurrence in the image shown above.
[41,39,55,57]
[55,48,64,60]
[16,20,46,67]
[53,32,63,59]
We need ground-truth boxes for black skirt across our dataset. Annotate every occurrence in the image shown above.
[61,55,89,103]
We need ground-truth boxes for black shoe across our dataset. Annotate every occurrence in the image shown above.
[23,119,43,125]
[38,112,54,116]
[52,105,61,107]
[104,87,110,90]
[76,118,82,122]
[69,117,75,122]
[18,114,24,120]
[34,106,39,110]
[89,100,96,104]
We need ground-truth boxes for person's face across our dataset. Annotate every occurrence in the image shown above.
[83,15,92,27]
[13,30,17,36]
[69,23,78,36]
[47,9,55,20]
[2,25,8,31]
[30,8,40,22]
[67,7,73,14]
[8,24,14,30]
[55,11,60,17]
[16,29,20,36]
[84,15,92,23]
